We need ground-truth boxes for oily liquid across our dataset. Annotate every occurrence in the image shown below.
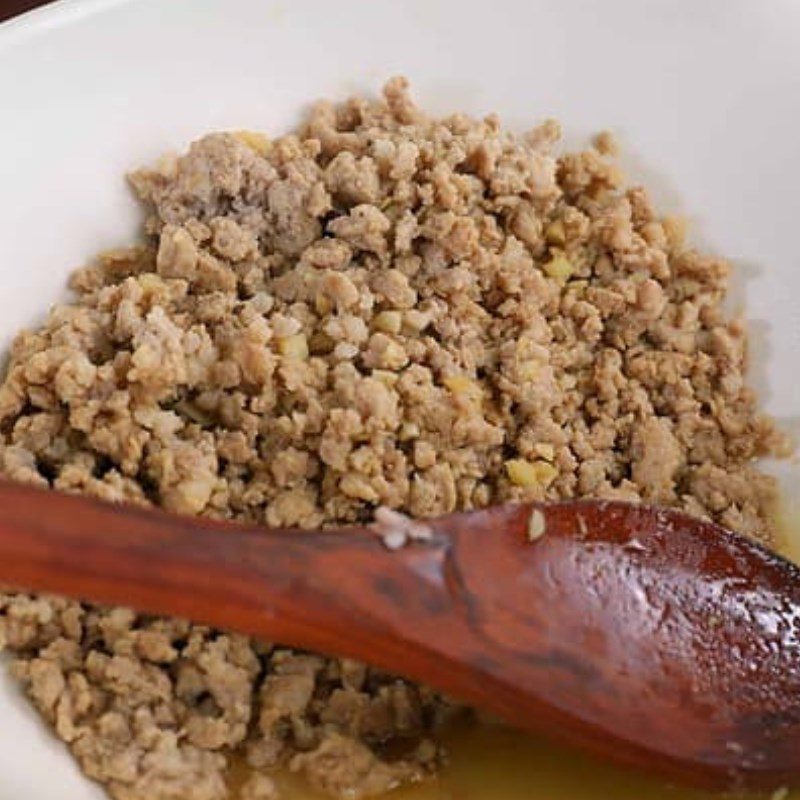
[249,722,793,800]
[239,508,800,800]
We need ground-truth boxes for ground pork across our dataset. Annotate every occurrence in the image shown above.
[0,78,788,799]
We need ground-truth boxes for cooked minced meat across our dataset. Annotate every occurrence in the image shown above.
[0,78,787,800]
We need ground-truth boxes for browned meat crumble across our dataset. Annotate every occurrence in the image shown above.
[0,78,787,799]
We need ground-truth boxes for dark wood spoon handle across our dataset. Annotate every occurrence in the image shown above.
[1,480,800,791]
[0,480,436,660]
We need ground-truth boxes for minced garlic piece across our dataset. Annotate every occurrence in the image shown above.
[527,508,547,541]
[398,422,420,441]
[518,361,542,381]
[372,369,399,387]
[506,459,558,487]
[544,219,566,245]
[534,443,555,461]
[663,214,688,251]
[543,252,573,284]
[234,130,271,156]
[372,310,402,334]
[443,375,482,403]
[444,375,474,393]
[278,334,309,360]
[315,294,334,315]
[567,279,588,296]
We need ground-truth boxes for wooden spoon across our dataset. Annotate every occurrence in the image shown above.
[0,480,799,791]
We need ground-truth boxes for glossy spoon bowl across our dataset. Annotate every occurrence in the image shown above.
[0,481,799,791]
